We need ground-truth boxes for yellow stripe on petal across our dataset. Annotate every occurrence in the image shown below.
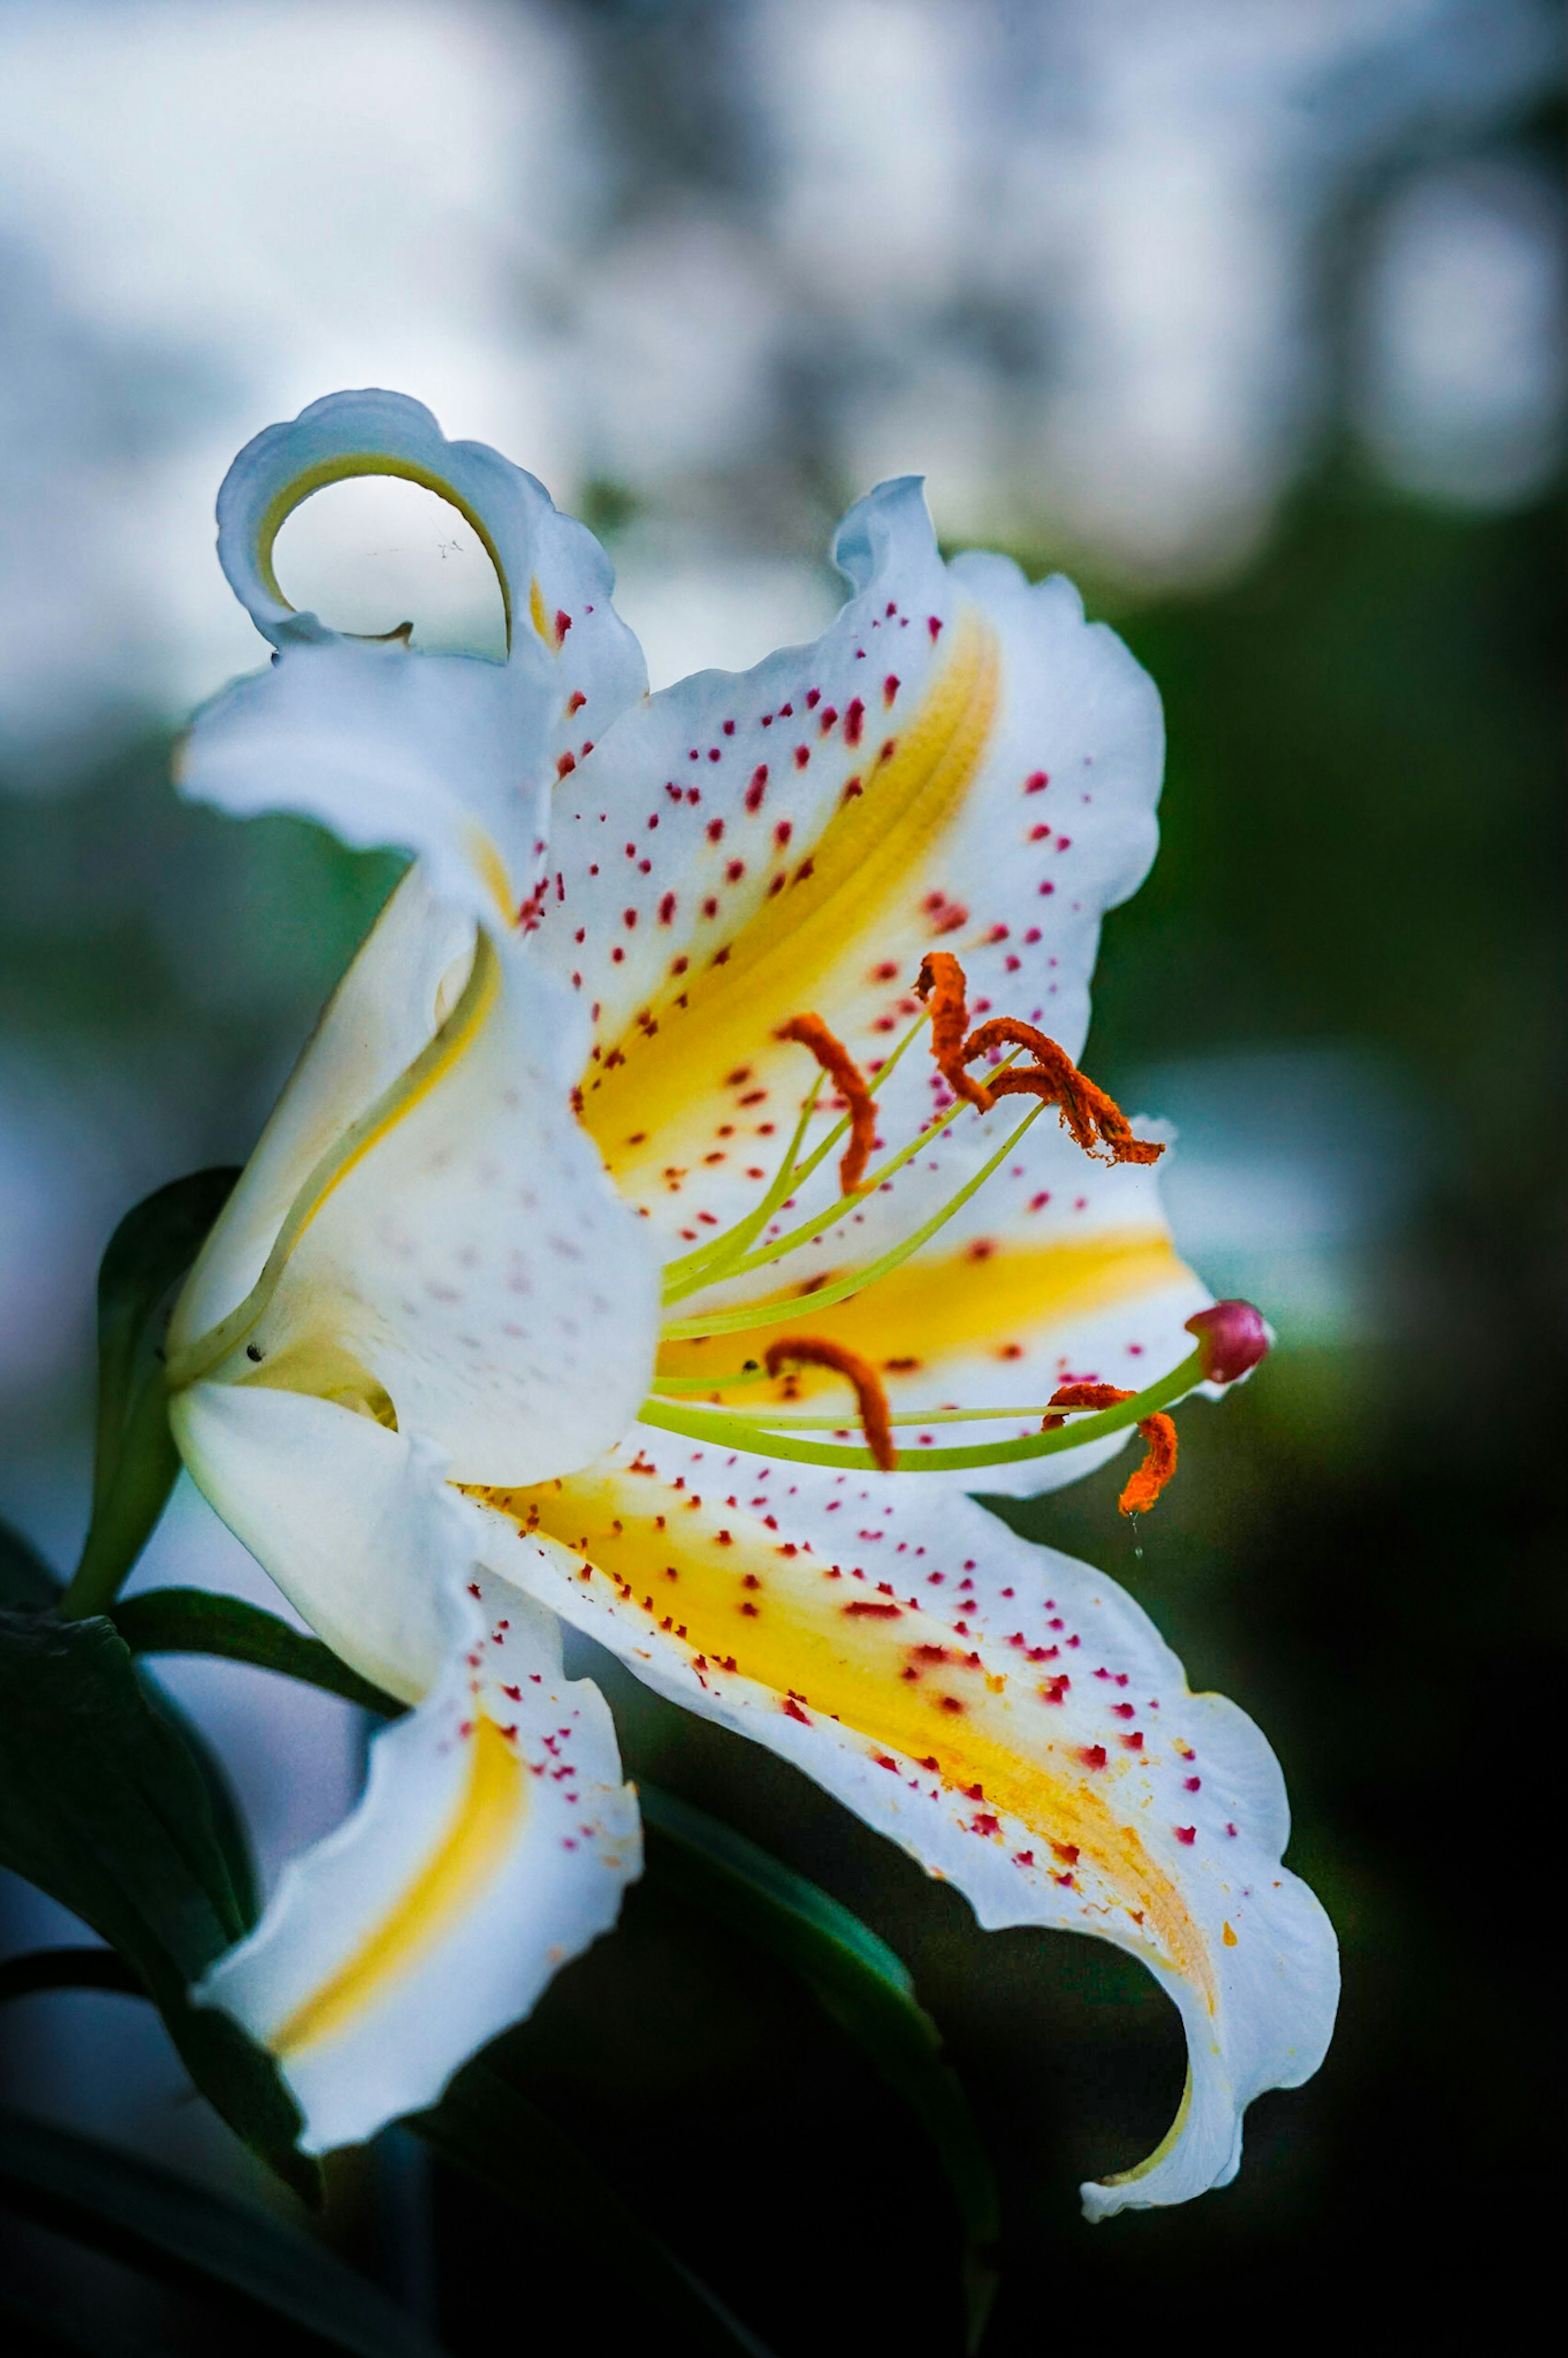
[476,1472,1212,2004]
[581,608,999,1182]
[270,1718,525,2062]
[655,1228,1185,1400]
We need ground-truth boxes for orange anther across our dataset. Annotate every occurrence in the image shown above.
[1118,1413,1177,1516]
[915,952,991,1109]
[778,1014,876,1192]
[1040,1380,1133,1429]
[963,1018,1164,1166]
[764,1337,897,1471]
[1041,1382,1179,1516]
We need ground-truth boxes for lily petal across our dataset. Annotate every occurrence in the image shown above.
[534,479,1162,1253]
[169,1383,452,1702]
[172,866,474,1350]
[181,390,647,921]
[198,1545,638,2154]
[172,926,659,1487]
[464,1445,1337,2216]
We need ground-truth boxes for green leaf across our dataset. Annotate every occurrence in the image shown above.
[0,1602,313,2201]
[0,1947,144,2005]
[414,2062,776,2358]
[113,1587,400,1717]
[0,2109,446,2357]
[640,1785,1001,2355]
[0,2290,121,2354]
[66,1167,240,1618]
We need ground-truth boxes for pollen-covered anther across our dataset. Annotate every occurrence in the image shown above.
[763,1336,897,1471]
[915,951,991,1109]
[961,1017,1165,1166]
[777,1013,876,1191]
[1042,1382,1180,1516]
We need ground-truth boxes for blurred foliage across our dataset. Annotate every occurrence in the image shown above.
[1,464,1561,2347]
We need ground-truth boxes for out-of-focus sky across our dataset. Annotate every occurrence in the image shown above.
[0,0,1558,758]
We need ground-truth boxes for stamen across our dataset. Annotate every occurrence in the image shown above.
[762,1337,897,1469]
[777,1014,876,1193]
[1041,1383,1179,1515]
[637,1339,1206,1475]
[915,952,989,1108]
[1118,1415,1177,1516]
[962,1017,1164,1166]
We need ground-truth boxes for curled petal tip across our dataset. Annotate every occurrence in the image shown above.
[1183,1300,1271,1385]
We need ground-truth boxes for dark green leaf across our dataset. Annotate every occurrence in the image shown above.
[114,1587,400,1718]
[67,1167,239,1617]
[0,1544,261,1935]
[0,1947,143,2005]
[0,2288,129,2356]
[0,2109,446,2358]
[0,1603,313,2201]
[415,2062,776,2358]
[641,1785,1000,2354]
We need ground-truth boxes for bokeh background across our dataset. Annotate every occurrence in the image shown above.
[1,0,1561,2347]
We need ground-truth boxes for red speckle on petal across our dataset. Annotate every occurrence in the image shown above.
[844,698,864,747]
[554,610,572,645]
[783,1698,811,1725]
[707,818,725,843]
[746,767,768,811]
[1175,1825,1197,1845]
[928,616,943,641]
[883,674,900,708]
[1025,770,1048,793]
[1080,1745,1107,1769]
[658,892,676,924]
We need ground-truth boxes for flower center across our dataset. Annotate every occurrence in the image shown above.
[639,954,1226,1506]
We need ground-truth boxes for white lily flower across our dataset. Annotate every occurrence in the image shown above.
[167,391,1336,2210]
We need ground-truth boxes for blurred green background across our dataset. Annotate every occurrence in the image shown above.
[0,4,1561,2349]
